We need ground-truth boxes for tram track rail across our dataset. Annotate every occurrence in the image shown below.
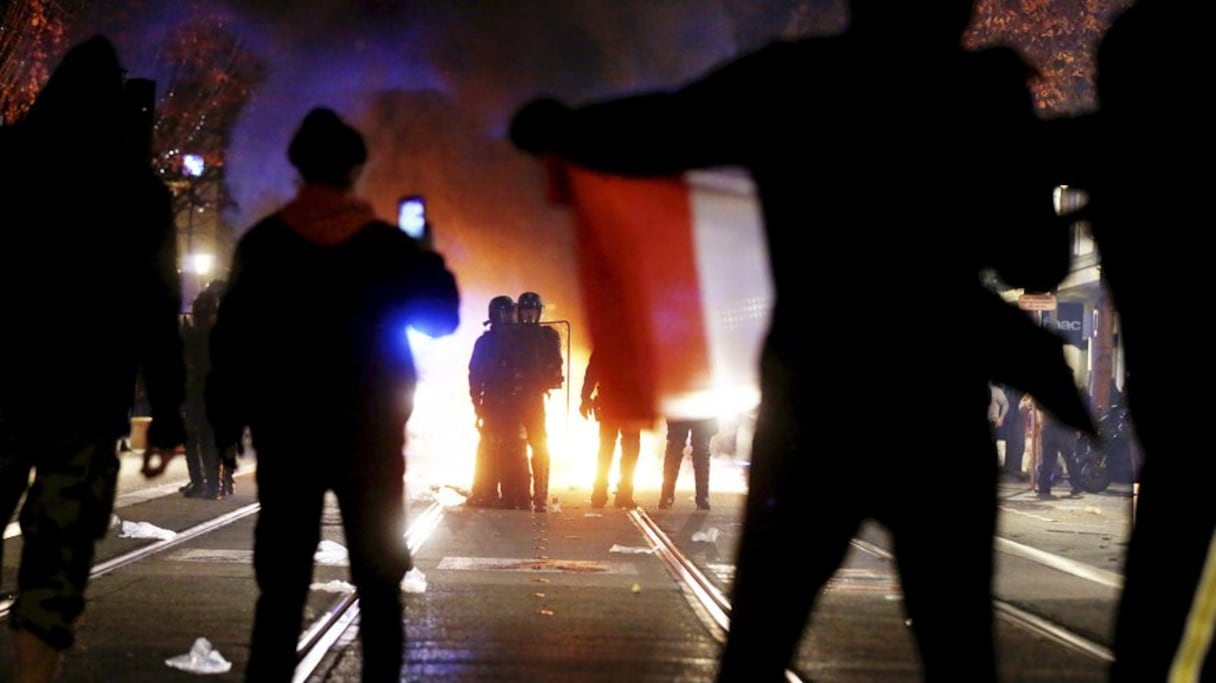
[851,535,1114,663]
[0,482,451,682]
[0,482,1116,680]
[630,510,1114,683]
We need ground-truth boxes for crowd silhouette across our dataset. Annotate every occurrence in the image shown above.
[0,1,1209,680]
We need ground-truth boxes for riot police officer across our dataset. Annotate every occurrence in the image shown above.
[467,295,531,509]
[515,291,563,512]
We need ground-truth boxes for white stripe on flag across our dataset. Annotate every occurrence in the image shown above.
[677,169,771,419]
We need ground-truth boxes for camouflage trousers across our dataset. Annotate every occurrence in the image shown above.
[0,431,120,650]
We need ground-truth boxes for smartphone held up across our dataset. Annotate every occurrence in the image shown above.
[398,195,427,240]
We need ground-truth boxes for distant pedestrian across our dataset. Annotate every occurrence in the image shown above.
[514,291,563,512]
[987,383,1008,432]
[0,35,186,683]
[580,350,642,509]
[660,418,717,510]
[997,383,1027,480]
[205,107,460,683]
[1021,394,1083,499]
[181,283,225,499]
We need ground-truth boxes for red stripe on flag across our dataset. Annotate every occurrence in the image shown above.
[554,161,712,423]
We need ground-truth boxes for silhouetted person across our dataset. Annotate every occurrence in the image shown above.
[510,1,1090,680]
[580,350,642,509]
[660,418,717,510]
[1021,393,1084,499]
[0,35,186,683]
[205,107,460,683]
[514,291,563,512]
[1063,2,1216,679]
[468,295,532,509]
[998,383,1027,479]
[181,284,225,499]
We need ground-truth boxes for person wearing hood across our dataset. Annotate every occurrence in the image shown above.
[0,35,186,682]
[205,107,460,683]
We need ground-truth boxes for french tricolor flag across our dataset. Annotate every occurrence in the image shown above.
[547,159,772,425]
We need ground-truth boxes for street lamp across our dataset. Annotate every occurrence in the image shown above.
[182,153,207,308]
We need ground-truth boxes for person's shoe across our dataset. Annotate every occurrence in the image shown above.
[658,496,674,510]
[222,478,235,496]
[695,498,711,511]
[590,490,608,509]
[202,484,224,500]
[533,501,548,513]
[1069,488,1085,498]
[179,482,196,494]
[614,495,637,510]
[1036,490,1056,500]
[181,482,207,498]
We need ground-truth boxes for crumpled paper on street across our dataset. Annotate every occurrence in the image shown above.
[165,637,231,674]
[691,527,720,543]
[314,540,349,565]
[401,567,427,593]
[609,544,655,554]
[118,519,177,541]
[312,579,355,593]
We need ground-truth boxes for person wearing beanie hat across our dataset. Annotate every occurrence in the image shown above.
[206,106,460,682]
[287,107,368,187]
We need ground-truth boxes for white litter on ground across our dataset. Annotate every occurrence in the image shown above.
[164,637,232,674]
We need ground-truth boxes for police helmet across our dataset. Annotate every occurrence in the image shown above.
[517,291,543,323]
[486,295,515,326]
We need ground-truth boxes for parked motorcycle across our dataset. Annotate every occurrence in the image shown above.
[1074,403,1138,493]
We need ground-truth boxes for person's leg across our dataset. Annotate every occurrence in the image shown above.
[182,430,205,495]
[690,419,715,510]
[220,447,237,496]
[615,427,641,508]
[591,420,615,508]
[1003,413,1026,476]
[14,628,60,683]
[497,432,531,509]
[0,440,33,571]
[659,421,685,508]
[1060,437,1084,495]
[716,400,850,683]
[1037,429,1063,496]
[892,431,999,682]
[200,428,223,499]
[469,433,497,506]
[1112,413,1216,683]
[245,451,325,683]
[525,401,550,510]
[11,436,120,680]
[336,450,408,683]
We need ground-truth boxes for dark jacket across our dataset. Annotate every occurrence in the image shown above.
[469,325,527,418]
[206,186,460,452]
[0,35,186,448]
